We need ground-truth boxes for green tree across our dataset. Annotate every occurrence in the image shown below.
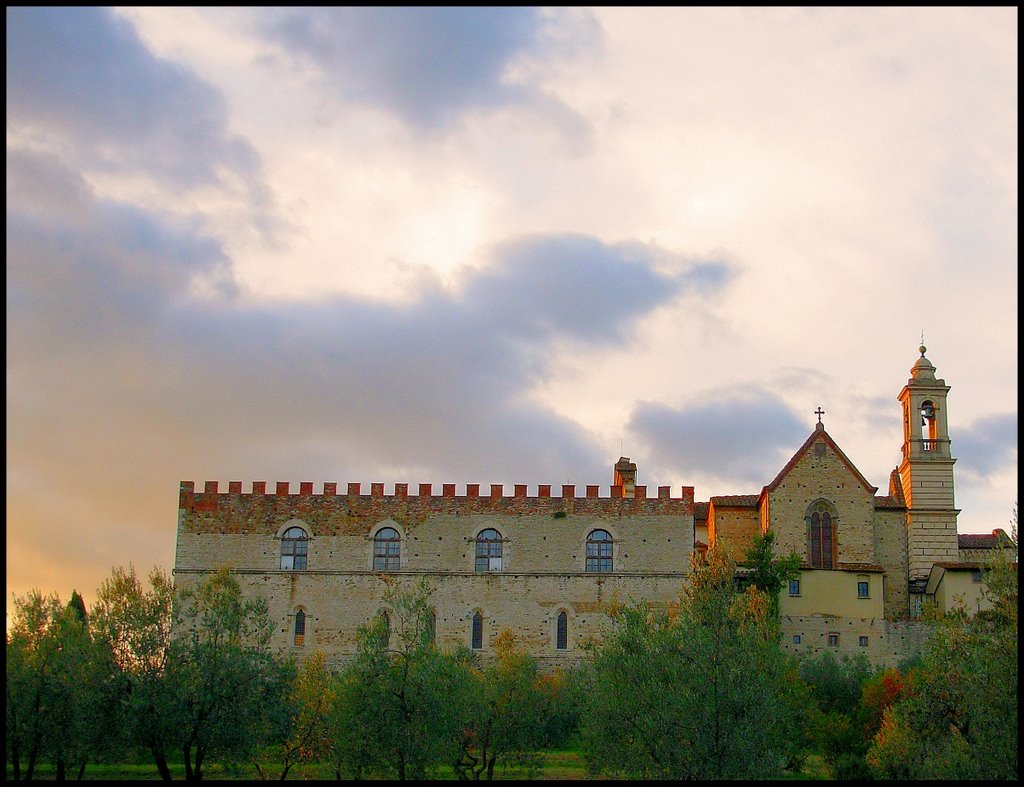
[90,565,177,781]
[740,531,802,619]
[455,630,548,780]
[168,566,280,781]
[867,524,1018,780]
[6,590,64,780]
[252,651,334,780]
[581,546,800,779]
[798,649,873,716]
[328,581,474,780]
[6,588,109,782]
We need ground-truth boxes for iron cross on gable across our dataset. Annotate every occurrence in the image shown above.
[815,407,825,424]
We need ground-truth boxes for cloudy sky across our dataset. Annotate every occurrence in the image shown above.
[6,7,1017,619]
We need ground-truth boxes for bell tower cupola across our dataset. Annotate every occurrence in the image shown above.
[897,344,959,579]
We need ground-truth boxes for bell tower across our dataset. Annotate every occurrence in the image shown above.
[897,344,960,580]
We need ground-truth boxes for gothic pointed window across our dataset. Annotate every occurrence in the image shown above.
[586,529,613,572]
[471,611,483,650]
[475,528,503,572]
[807,501,836,569]
[556,611,568,650]
[280,526,308,570]
[426,609,436,645]
[293,609,305,646]
[373,527,401,571]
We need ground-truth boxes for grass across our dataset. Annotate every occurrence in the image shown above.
[7,749,832,780]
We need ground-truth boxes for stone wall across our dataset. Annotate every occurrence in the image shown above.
[175,481,695,667]
[768,437,877,565]
[873,507,910,619]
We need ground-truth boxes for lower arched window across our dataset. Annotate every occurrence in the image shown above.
[293,610,306,646]
[426,609,436,645]
[471,611,483,650]
[556,611,568,650]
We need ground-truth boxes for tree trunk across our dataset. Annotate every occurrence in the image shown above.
[183,744,193,781]
[56,758,65,781]
[151,747,173,781]
[486,755,497,781]
[25,743,38,781]
[75,761,87,780]
[194,745,205,781]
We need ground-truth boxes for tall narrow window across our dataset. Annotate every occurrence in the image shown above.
[807,503,835,569]
[556,611,568,650]
[294,610,305,646]
[475,528,503,572]
[373,527,401,571]
[426,609,436,645]
[280,526,309,570]
[586,529,613,572]
[471,611,483,650]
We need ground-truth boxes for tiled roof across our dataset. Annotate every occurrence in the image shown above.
[710,494,760,507]
[958,530,1013,550]
[798,562,886,573]
[933,562,983,570]
[873,495,904,509]
[694,502,709,520]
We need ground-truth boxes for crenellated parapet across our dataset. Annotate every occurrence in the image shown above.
[180,480,694,516]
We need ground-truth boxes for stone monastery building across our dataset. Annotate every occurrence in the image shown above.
[174,347,1012,668]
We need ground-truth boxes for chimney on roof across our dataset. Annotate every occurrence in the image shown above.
[614,457,637,499]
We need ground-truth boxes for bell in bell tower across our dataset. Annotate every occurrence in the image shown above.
[897,344,960,580]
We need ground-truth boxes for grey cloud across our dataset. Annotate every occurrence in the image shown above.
[7,7,264,193]
[7,150,234,359]
[954,412,1018,483]
[628,389,809,488]
[8,152,729,507]
[260,7,595,133]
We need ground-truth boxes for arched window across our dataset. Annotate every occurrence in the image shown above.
[807,501,836,569]
[280,526,308,570]
[586,529,613,572]
[380,610,390,636]
[920,400,937,449]
[293,610,306,646]
[471,611,483,650]
[373,527,401,571]
[426,609,436,645]
[556,611,568,650]
[475,528,503,573]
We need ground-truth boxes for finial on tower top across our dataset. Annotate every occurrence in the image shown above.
[814,407,825,429]
[919,330,927,356]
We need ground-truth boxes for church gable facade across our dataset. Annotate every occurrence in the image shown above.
[172,347,997,668]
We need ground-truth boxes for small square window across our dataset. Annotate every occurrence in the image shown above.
[827,633,839,647]
[859,636,868,647]
[857,580,869,598]
[789,579,801,596]
[792,634,801,645]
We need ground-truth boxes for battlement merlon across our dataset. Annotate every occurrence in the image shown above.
[178,480,695,514]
